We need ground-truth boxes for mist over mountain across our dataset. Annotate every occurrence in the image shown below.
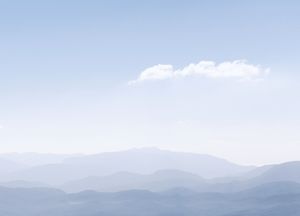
[0,149,298,215]
[61,169,207,193]
[0,158,27,176]
[251,162,300,183]
[198,162,300,194]
[0,148,299,195]
[3,148,253,185]
[1,182,300,216]
[62,148,253,178]
[68,160,300,194]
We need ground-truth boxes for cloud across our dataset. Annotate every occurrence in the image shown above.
[129,60,270,84]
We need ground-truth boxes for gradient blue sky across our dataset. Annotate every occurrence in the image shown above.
[0,0,300,165]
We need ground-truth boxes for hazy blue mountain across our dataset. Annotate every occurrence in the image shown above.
[61,169,207,192]
[7,164,83,185]
[204,162,300,193]
[2,151,300,195]
[62,148,254,178]
[6,148,253,185]
[236,181,300,198]
[0,182,300,216]
[238,164,275,180]
[0,158,27,176]
[211,161,300,193]
[0,187,67,216]
[251,161,300,184]
[208,161,300,192]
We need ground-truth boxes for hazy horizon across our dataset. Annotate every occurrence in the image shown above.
[1,0,300,166]
[1,2,300,215]
[0,147,297,167]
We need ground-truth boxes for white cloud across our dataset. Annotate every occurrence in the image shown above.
[129,60,270,84]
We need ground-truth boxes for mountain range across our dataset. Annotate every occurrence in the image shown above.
[0,148,300,215]
[0,148,253,184]
[0,182,300,216]
[0,148,299,194]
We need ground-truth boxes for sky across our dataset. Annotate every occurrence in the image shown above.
[0,0,300,165]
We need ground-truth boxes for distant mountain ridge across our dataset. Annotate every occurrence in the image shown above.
[61,169,207,192]
[3,148,254,184]
[0,158,27,176]
[0,149,299,215]
[252,161,300,183]
[60,161,300,194]
[0,182,300,216]
[1,149,300,195]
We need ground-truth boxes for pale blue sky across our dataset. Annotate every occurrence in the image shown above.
[0,0,300,165]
